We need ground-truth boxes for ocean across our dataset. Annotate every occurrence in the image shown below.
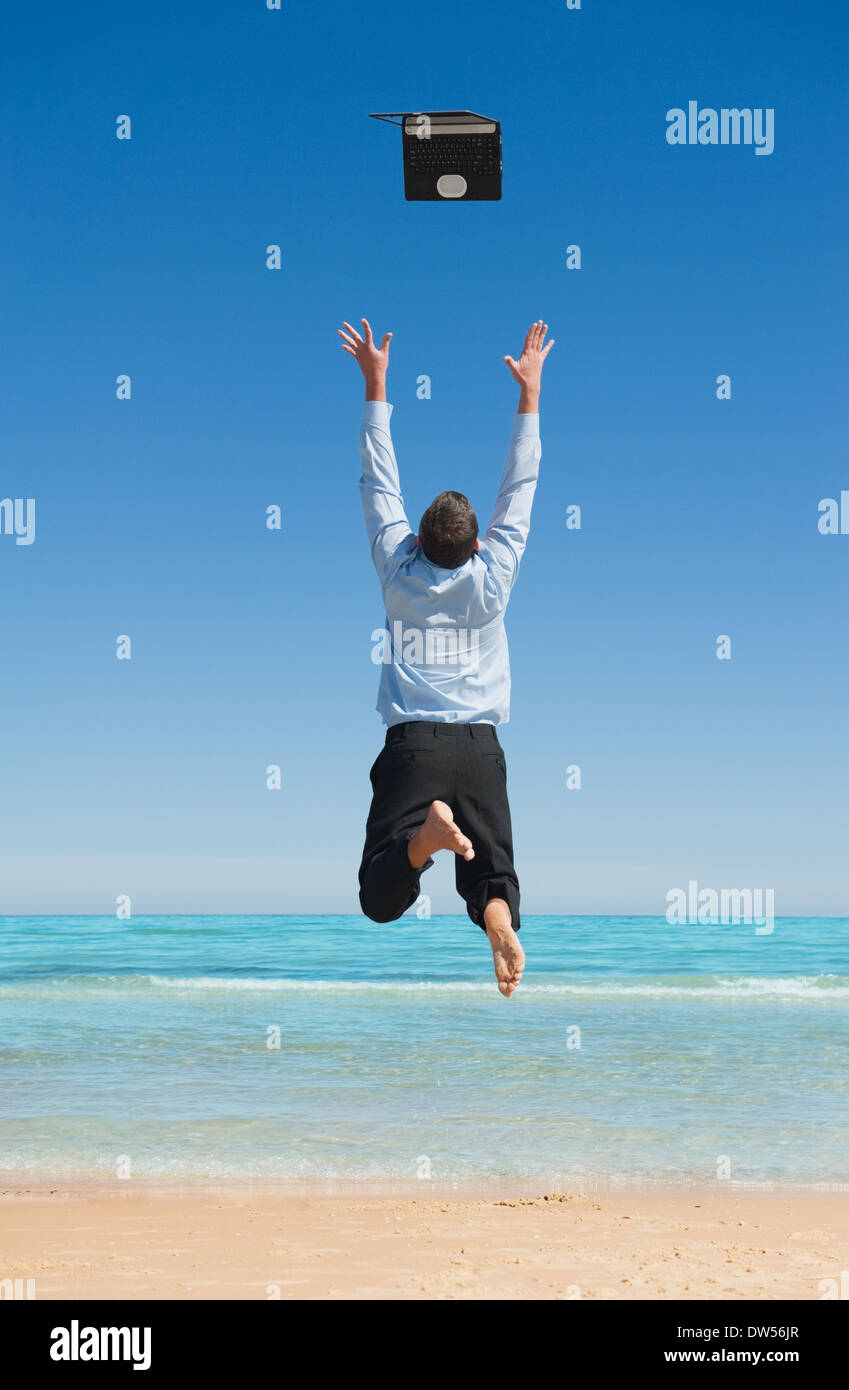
[1,914,847,1188]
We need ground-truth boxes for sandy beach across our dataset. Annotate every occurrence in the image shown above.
[2,1184,847,1300]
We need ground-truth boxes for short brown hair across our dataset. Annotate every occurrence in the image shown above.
[419,491,478,569]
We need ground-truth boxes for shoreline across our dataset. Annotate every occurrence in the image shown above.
[2,1180,847,1300]
[3,1175,849,1198]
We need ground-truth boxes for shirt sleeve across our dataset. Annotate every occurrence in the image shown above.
[358,401,415,586]
[479,413,541,590]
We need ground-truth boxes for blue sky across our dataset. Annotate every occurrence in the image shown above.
[2,0,847,915]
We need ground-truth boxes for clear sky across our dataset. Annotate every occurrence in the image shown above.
[2,0,847,915]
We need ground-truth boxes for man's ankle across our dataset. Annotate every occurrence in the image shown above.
[484,898,512,932]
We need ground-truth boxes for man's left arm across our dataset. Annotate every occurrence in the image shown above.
[339,317,413,583]
[358,402,413,581]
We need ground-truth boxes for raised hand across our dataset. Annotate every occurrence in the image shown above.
[338,318,393,381]
[503,321,555,391]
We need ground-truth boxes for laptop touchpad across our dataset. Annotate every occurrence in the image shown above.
[436,174,468,198]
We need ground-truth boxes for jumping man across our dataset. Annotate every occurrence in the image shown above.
[338,318,554,995]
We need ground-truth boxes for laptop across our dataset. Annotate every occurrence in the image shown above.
[370,111,502,201]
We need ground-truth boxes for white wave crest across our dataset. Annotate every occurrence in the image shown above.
[2,972,847,1001]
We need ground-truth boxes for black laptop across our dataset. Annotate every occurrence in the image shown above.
[370,111,502,201]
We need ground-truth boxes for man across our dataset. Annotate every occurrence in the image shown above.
[338,318,553,995]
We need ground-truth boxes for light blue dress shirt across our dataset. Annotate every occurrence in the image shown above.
[359,401,541,726]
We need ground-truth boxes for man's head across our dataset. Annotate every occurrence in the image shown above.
[418,491,479,570]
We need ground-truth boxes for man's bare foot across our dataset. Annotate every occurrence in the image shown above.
[484,898,524,997]
[407,800,474,870]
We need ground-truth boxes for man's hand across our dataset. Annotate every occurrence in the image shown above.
[503,321,554,412]
[338,318,393,402]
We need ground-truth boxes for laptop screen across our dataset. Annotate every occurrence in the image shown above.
[403,113,497,136]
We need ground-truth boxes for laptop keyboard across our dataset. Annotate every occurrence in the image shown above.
[405,133,500,176]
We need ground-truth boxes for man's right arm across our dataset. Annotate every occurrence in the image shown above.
[481,415,541,584]
[481,320,554,588]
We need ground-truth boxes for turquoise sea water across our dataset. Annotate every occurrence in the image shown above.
[1,915,847,1187]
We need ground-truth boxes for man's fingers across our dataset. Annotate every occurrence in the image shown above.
[537,322,548,348]
[340,344,358,357]
[542,338,555,358]
[338,328,359,347]
[361,318,374,345]
[503,355,517,370]
[523,324,537,352]
[341,321,363,343]
[380,332,393,351]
